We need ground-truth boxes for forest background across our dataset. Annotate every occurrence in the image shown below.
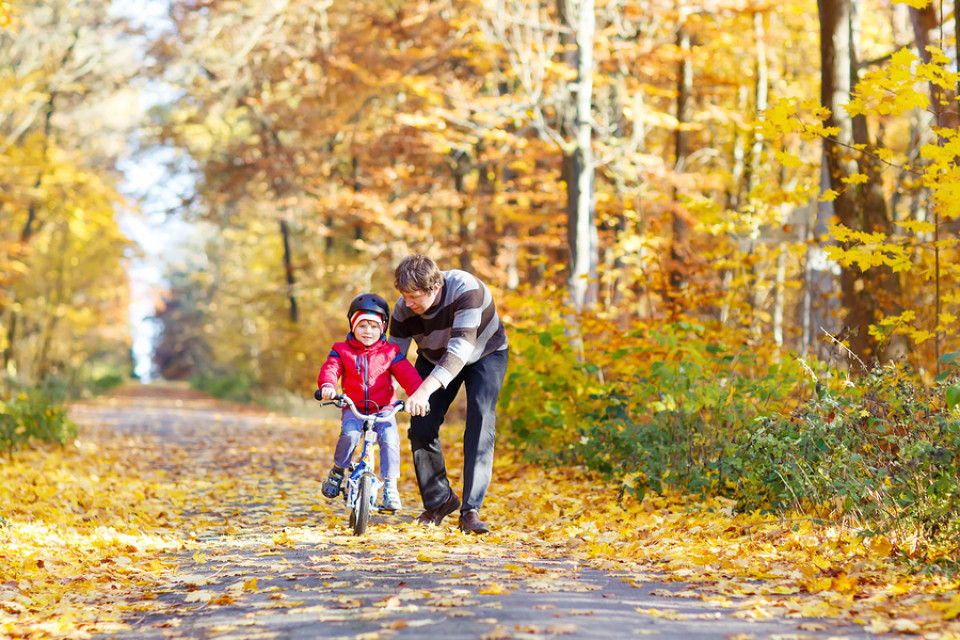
[3,0,960,565]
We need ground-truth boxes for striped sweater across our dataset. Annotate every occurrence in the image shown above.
[388,270,508,387]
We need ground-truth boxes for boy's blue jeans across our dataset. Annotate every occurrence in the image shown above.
[408,348,508,513]
[333,412,401,479]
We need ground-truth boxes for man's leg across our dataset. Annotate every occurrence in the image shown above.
[408,357,462,510]
[460,349,508,513]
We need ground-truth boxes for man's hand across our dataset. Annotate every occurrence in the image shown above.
[406,376,441,416]
[320,386,336,401]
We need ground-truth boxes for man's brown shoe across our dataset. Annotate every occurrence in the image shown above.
[416,492,460,526]
[458,509,490,534]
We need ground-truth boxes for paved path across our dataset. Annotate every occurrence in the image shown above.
[75,386,880,640]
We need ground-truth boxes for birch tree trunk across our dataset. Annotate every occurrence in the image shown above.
[560,0,598,312]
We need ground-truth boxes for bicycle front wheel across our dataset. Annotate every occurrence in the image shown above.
[352,474,372,535]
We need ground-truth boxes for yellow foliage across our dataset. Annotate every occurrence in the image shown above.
[0,1,13,30]
[774,149,803,168]
[896,220,936,235]
[827,224,886,245]
[847,48,932,117]
[841,173,869,185]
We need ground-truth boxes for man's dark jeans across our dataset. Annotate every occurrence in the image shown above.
[408,349,508,513]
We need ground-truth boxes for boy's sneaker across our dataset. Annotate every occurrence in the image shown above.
[321,467,344,499]
[380,484,402,512]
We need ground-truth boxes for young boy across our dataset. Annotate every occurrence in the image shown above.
[317,293,423,512]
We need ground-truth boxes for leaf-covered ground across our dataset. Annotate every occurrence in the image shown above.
[2,384,960,639]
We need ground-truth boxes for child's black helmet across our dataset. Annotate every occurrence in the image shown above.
[347,293,390,327]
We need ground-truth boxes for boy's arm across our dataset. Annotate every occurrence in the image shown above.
[317,349,343,398]
[389,352,423,397]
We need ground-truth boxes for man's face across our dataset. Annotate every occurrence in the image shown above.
[401,283,441,315]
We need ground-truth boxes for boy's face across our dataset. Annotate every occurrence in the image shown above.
[354,319,382,346]
[401,283,441,315]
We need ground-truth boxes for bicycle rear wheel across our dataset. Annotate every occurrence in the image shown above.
[352,474,372,535]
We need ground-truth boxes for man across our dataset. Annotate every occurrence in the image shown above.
[389,254,509,534]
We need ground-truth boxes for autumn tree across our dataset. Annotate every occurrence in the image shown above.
[818,0,907,365]
[0,0,142,388]
[140,0,960,393]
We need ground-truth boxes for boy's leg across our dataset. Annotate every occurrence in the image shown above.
[409,357,462,510]
[376,419,404,511]
[322,413,361,499]
[460,349,508,513]
[332,413,362,469]
[375,417,401,479]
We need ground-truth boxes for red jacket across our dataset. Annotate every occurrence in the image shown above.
[317,335,422,413]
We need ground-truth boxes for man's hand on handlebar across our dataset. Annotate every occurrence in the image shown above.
[405,387,431,417]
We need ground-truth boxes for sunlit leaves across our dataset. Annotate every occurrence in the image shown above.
[896,219,936,235]
[823,224,912,272]
[846,48,933,118]
[0,437,184,638]
[756,98,838,140]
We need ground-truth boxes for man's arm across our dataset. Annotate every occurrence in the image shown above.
[405,374,441,416]
[387,300,414,355]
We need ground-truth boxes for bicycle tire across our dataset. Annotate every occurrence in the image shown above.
[353,474,372,535]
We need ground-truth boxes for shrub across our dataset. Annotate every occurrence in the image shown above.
[500,319,802,496]
[83,364,128,395]
[570,325,802,498]
[499,308,960,560]
[733,364,960,557]
[499,324,604,460]
[0,380,76,456]
[190,369,254,403]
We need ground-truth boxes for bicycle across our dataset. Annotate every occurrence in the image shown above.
[313,390,406,535]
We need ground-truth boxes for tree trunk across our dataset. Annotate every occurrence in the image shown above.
[454,167,474,273]
[280,218,298,324]
[746,10,770,336]
[909,4,958,130]
[559,0,598,312]
[818,0,906,366]
[669,15,692,303]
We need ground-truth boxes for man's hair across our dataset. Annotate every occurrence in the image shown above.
[395,254,444,292]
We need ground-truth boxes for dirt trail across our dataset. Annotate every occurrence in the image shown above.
[74,384,876,640]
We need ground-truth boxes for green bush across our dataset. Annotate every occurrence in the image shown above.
[499,324,605,461]
[500,318,960,559]
[733,364,960,556]
[83,364,128,395]
[569,328,802,498]
[0,381,76,456]
[501,322,802,494]
[190,369,254,403]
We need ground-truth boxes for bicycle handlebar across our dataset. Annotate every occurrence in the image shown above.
[314,389,405,420]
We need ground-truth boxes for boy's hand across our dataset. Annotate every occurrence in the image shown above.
[320,387,336,401]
